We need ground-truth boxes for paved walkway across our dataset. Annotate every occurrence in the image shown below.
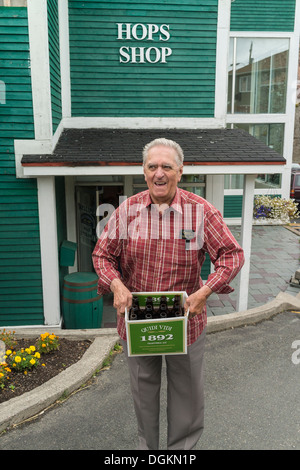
[101,225,300,324]
[207,224,300,316]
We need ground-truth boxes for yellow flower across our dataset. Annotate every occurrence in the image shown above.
[42,343,46,348]
[35,352,40,359]
[24,371,27,375]
[30,359,36,365]
[0,373,4,378]
[30,346,36,352]
[15,356,21,363]
[49,334,56,340]
[42,363,45,367]
[25,348,31,354]
[5,350,12,356]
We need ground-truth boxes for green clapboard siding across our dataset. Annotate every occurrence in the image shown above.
[224,195,243,218]
[69,0,218,117]
[0,7,44,326]
[231,0,296,32]
[48,0,62,134]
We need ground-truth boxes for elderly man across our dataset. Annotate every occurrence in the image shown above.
[92,138,244,450]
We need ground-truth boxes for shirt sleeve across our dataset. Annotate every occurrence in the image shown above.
[92,209,122,295]
[202,208,245,294]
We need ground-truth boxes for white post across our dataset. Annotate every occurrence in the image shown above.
[58,0,71,119]
[27,0,53,140]
[237,174,256,312]
[206,175,224,215]
[214,0,231,122]
[37,177,61,325]
[65,176,78,273]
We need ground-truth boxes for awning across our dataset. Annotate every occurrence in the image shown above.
[21,128,286,168]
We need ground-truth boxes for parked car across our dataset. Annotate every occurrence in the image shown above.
[290,165,300,206]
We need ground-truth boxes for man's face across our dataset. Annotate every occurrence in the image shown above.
[143,145,183,205]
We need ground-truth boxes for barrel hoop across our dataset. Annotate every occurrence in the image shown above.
[62,295,101,304]
[63,285,97,293]
[64,279,98,287]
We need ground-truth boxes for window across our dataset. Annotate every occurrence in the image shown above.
[225,123,283,190]
[224,173,281,191]
[224,174,244,190]
[0,0,27,5]
[231,123,284,156]
[228,37,289,114]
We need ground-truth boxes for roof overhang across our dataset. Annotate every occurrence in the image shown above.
[21,128,286,176]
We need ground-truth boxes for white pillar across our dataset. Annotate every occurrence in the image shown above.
[214,0,231,122]
[27,0,53,140]
[58,0,71,119]
[65,176,78,273]
[237,174,256,312]
[206,174,224,215]
[37,177,61,325]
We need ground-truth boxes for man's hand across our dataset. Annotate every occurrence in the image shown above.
[184,285,213,318]
[110,278,133,317]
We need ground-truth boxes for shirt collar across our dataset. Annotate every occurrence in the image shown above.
[143,188,183,214]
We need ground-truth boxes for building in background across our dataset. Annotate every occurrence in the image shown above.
[0,0,299,327]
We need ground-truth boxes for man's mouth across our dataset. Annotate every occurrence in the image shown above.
[154,181,167,186]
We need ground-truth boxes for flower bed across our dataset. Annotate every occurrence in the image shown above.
[0,329,91,403]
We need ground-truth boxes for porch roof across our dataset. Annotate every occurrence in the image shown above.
[21,128,286,167]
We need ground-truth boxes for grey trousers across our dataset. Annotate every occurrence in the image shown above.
[121,328,206,450]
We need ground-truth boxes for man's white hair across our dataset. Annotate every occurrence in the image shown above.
[142,138,184,167]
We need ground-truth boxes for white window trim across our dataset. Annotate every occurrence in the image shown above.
[227,18,300,198]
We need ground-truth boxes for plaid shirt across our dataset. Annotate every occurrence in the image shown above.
[92,188,244,346]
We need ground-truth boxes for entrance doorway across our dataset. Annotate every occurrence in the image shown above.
[76,184,123,272]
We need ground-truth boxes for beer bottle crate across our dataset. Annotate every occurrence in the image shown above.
[125,291,188,357]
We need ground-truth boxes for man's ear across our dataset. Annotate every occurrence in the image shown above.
[178,165,183,182]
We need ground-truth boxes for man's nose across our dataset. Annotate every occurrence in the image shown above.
[155,166,165,178]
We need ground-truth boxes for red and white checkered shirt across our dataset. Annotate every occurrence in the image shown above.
[92,188,244,346]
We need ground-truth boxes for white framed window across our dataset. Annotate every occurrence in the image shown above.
[0,0,27,5]
[228,37,289,114]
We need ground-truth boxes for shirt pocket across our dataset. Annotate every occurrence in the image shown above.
[171,238,199,268]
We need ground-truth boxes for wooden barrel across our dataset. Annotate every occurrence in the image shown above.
[62,272,103,329]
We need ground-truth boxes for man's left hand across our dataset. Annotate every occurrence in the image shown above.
[184,285,213,318]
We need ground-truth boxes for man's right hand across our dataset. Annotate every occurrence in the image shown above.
[110,278,133,317]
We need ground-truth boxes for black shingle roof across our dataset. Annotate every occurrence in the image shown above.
[21,128,286,166]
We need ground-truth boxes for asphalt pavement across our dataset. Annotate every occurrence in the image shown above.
[0,309,299,451]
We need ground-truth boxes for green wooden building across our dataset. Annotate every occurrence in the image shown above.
[0,0,299,327]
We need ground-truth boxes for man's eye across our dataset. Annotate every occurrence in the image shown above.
[162,165,172,170]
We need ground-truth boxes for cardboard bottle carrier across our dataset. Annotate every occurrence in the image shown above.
[125,292,189,357]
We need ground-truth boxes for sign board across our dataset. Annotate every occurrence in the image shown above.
[116,23,172,64]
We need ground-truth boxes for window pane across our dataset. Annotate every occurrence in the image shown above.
[181,174,205,183]
[228,123,283,189]
[228,38,289,114]
[255,174,281,189]
[224,174,244,189]
[232,123,284,156]
[0,0,27,5]
[180,185,205,197]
